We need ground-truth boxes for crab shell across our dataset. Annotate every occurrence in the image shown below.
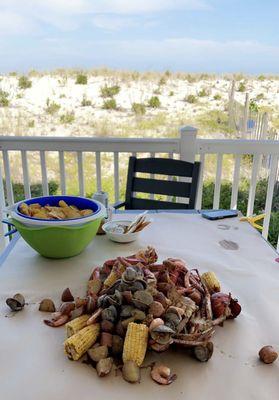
[211,292,241,319]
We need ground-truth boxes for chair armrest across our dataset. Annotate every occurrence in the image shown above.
[113,201,126,209]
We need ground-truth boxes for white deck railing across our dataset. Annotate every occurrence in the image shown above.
[0,126,278,251]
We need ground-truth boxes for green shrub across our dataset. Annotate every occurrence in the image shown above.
[169,91,174,97]
[102,98,117,110]
[213,94,222,100]
[238,82,246,92]
[158,77,167,86]
[153,87,161,95]
[249,100,258,112]
[147,96,161,108]
[100,85,120,98]
[256,93,264,101]
[59,94,66,99]
[185,94,197,104]
[75,74,87,85]
[45,101,61,115]
[164,70,171,77]
[268,212,279,247]
[198,88,208,97]
[0,90,9,107]
[132,102,146,115]
[81,95,92,107]
[18,76,32,89]
[28,120,35,128]
[184,74,197,83]
[258,75,266,81]
[201,177,279,216]
[60,112,75,124]
[3,180,59,203]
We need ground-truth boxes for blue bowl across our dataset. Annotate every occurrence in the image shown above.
[15,195,101,222]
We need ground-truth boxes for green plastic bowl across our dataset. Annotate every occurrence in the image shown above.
[11,217,102,259]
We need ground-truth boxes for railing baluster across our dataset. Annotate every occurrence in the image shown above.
[59,151,66,195]
[114,152,119,202]
[247,154,261,216]
[167,152,174,202]
[213,153,223,209]
[149,152,155,200]
[40,151,49,196]
[262,155,278,239]
[77,152,84,197]
[21,150,31,199]
[96,152,101,192]
[196,153,205,210]
[0,163,8,250]
[2,150,14,205]
[230,154,241,210]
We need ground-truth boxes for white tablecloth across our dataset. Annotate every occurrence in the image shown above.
[0,213,279,400]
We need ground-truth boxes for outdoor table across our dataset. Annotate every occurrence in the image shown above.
[0,212,279,400]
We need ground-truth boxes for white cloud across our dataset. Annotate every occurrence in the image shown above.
[92,15,139,31]
[89,0,210,14]
[0,11,37,35]
[0,0,210,34]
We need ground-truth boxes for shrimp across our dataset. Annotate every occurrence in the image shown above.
[150,363,177,385]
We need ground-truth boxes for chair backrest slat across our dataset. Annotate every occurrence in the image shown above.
[125,157,200,210]
[131,197,189,210]
[135,157,194,176]
[133,177,191,197]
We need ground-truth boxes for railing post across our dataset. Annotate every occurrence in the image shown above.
[179,125,197,163]
[0,163,8,251]
[179,126,198,206]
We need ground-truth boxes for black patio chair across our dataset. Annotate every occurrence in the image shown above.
[114,156,200,210]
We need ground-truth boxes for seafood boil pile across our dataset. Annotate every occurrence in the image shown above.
[19,200,93,220]
[40,247,241,385]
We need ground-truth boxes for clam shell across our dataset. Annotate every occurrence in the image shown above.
[193,342,214,362]
[13,293,25,307]
[39,298,56,313]
[130,280,146,293]
[101,305,117,322]
[152,324,175,334]
[122,267,137,283]
[148,301,164,317]
[120,305,135,318]
[150,331,173,345]
[132,290,153,310]
[6,298,23,311]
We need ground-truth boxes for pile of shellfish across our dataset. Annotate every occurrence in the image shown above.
[41,246,241,384]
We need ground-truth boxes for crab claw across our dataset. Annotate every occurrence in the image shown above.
[44,314,69,327]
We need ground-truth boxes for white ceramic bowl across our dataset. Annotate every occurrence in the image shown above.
[102,219,142,243]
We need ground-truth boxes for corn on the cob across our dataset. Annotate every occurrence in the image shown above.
[64,323,100,360]
[65,315,91,337]
[122,322,148,366]
[103,264,125,287]
[201,271,221,293]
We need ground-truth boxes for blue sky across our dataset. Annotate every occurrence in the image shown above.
[0,0,278,73]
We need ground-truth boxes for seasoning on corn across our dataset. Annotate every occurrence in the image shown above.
[65,315,91,337]
[104,265,125,287]
[201,271,221,293]
[64,323,100,360]
[122,322,148,367]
